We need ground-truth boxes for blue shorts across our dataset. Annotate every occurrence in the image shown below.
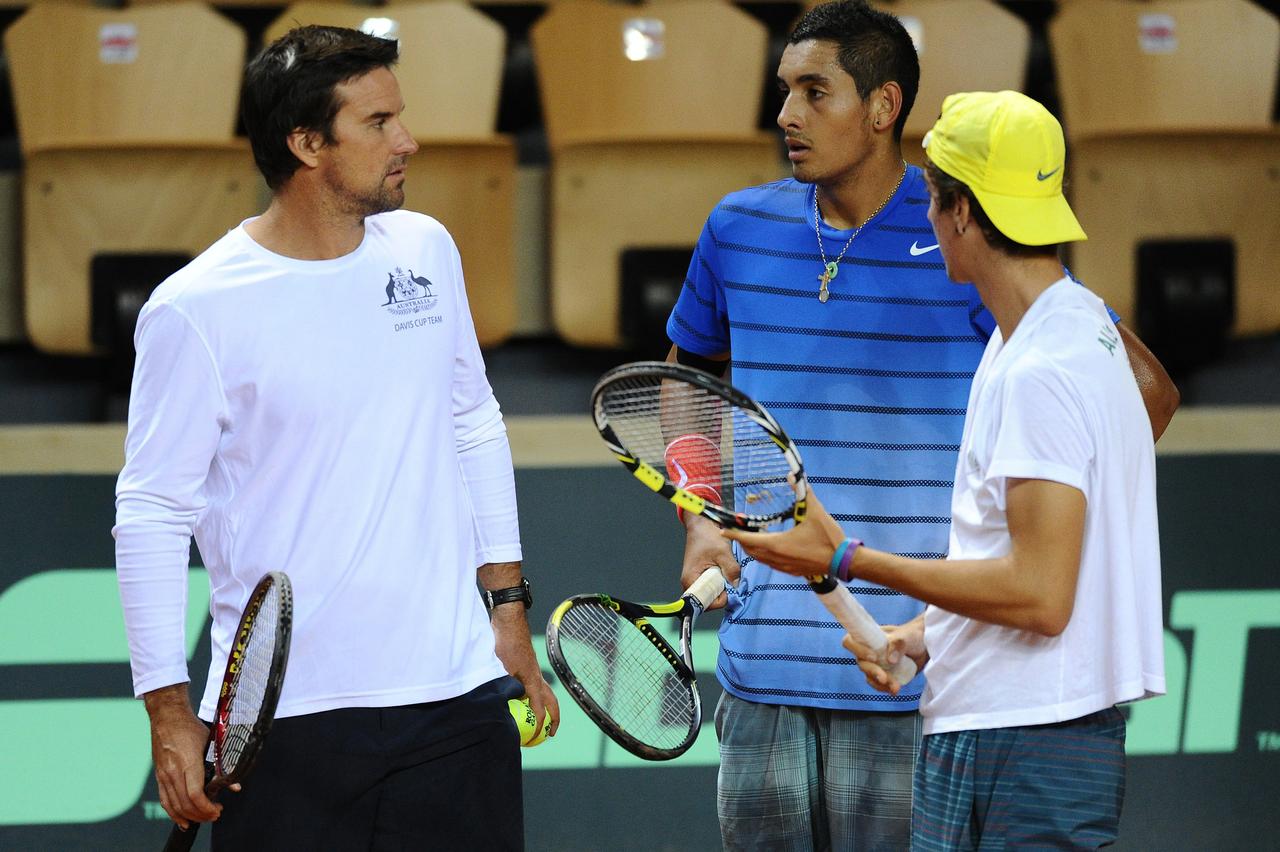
[913,707,1127,851]
[715,691,921,851]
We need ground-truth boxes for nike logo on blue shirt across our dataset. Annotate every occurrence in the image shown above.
[909,241,940,256]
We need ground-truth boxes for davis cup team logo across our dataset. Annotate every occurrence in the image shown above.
[381,267,438,316]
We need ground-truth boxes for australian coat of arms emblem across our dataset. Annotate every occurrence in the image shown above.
[382,267,438,315]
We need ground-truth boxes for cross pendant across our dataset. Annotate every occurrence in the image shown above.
[817,261,838,303]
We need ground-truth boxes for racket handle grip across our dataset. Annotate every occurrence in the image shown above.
[684,567,727,614]
[161,822,200,852]
[160,764,214,852]
[810,578,918,686]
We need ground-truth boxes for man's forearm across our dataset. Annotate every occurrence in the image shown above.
[488,601,535,661]
[480,560,561,734]
[481,561,543,695]
[854,541,1077,637]
[479,560,533,660]
[852,548,1062,634]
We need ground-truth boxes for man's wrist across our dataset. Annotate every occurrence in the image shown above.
[685,506,727,530]
[483,576,532,613]
[142,683,193,718]
[828,538,861,582]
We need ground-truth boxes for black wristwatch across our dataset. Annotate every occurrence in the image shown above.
[483,577,532,612]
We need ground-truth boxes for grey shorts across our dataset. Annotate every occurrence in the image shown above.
[715,691,922,852]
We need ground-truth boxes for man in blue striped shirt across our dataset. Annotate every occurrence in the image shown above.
[665,2,1179,849]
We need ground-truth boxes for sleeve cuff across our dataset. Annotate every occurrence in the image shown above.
[475,546,523,567]
[987,459,1086,493]
[132,666,191,700]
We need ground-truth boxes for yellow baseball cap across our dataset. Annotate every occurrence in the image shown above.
[922,90,1086,246]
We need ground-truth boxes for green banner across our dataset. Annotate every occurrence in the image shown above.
[1,458,1277,850]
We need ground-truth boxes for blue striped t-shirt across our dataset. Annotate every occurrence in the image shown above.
[667,167,993,712]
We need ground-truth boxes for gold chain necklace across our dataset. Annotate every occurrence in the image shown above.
[814,164,906,303]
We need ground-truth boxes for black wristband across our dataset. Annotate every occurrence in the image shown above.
[483,577,532,612]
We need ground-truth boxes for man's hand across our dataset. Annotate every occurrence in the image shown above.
[842,615,928,695]
[144,683,222,829]
[481,561,560,740]
[490,602,561,739]
[721,489,846,578]
[681,514,739,609]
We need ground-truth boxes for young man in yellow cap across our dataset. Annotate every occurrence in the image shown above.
[724,90,1166,849]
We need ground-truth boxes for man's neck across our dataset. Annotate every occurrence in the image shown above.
[244,185,367,261]
[815,148,906,231]
[973,254,1067,341]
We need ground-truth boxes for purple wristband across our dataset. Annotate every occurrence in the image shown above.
[836,538,861,582]
[828,539,851,581]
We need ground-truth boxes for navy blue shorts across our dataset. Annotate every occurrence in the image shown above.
[212,675,525,851]
[913,708,1127,851]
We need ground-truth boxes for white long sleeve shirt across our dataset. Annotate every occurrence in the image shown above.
[115,211,520,719]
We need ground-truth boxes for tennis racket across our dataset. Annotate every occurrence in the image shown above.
[546,566,725,760]
[592,361,916,686]
[162,571,293,852]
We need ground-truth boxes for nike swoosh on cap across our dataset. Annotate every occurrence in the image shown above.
[909,241,940,256]
[1036,166,1062,181]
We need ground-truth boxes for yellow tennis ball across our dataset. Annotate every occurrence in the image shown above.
[509,696,551,747]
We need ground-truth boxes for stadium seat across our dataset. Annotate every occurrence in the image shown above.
[532,0,783,349]
[872,0,1030,164]
[262,1,517,347]
[128,0,288,5]
[4,1,261,356]
[1050,0,1280,357]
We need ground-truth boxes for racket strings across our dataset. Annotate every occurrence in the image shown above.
[219,584,280,773]
[599,377,796,520]
[557,602,696,750]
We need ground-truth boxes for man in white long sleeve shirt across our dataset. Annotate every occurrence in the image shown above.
[114,26,557,850]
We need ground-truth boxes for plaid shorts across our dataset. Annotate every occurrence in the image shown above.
[913,707,1127,851]
[715,691,922,852]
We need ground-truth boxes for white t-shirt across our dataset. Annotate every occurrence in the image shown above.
[921,278,1165,736]
[114,211,519,719]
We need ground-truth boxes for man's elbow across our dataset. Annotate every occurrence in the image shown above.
[1026,600,1074,637]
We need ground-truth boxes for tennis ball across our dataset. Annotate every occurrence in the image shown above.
[509,696,551,747]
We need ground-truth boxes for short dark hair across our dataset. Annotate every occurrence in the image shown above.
[788,0,920,142]
[925,161,1060,258]
[242,25,400,190]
